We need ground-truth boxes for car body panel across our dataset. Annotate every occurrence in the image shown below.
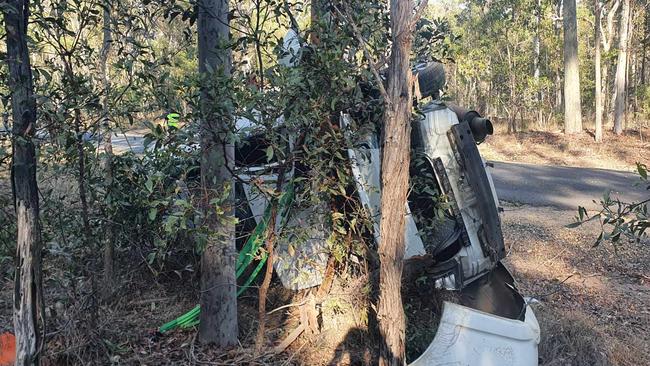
[410,301,539,366]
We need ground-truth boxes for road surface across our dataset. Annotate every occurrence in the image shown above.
[490,161,648,210]
[110,133,146,154]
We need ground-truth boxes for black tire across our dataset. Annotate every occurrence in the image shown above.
[415,62,446,99]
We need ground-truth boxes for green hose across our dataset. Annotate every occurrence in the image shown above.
[159,183,294,333]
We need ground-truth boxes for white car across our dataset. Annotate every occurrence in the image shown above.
[234,29,540,364]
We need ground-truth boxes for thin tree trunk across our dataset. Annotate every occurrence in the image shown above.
[377,1,422,364]
[3,0,44,364]
[613,0,631,135]
[641,9,648,86]
[595,0,604,142]
[197,0,238,347]
[626,9,635,130]
[563,0,583,133]
[254,133,288,355]
[534,0,542,125]
[253,203,277,353]
[507,43,517,133]
[602,0,621,125]
[555,0,564,113]
[72,104,98,329]
[62,57,92,252]
[100,0,115,291]
[73,108,91,241]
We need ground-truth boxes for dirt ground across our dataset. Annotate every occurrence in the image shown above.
[502,203,650,366]
[0,157,650,366]
[284,203,650,366]
[478,126,650,171]
[1,203,649,365]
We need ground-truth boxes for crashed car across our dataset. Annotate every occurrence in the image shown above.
[342,97,540,365]
[232,31,540,365]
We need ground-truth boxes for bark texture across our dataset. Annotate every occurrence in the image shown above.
[595,0,603,142]
[600,0,620,124]
[534,0,542,125]
[377,1,419,364]
[100,0,115,291]
[642,9,648,86]
[197,0,238,347]
[563,0,583,133]
[613,0,631,135]
[4,0,43,364]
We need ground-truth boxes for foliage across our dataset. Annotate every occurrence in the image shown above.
[1,0,456,361]
[570,163,649,246]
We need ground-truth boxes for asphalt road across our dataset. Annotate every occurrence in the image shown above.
[490,161,648,210]
[110,133,146,154]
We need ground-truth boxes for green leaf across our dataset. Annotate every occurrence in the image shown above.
[265,146,274,162]
[145,178,153,193]
[565,221,583,229]
[148,208,157,221]
[592,232,604,247]
[147,252,156,265]
[637,163,647,180]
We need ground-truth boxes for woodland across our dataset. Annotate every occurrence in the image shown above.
[0,0,649,365]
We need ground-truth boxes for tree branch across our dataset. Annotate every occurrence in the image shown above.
[410,0,429,30]
[332,4,390,103]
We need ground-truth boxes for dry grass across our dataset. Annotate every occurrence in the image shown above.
[479,125,650,171]
[502,204,650,366]
[2,157,649,364]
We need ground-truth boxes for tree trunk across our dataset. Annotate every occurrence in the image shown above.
[3,0,44,364]
[640,8,650,85]
[377,1,421,364]
[602,0,621,126]
[197,0,238,347]
[507,42,517,133]
[63,57,92,257]
[534,0,542,125]
[595,0,604,142]
[100,0,115,291]
[641,9,648,86]
[626,7,635,130]
[555,0,564,113]
[613,0,630,135]
[563,0,583,133]
[253,203,277,353]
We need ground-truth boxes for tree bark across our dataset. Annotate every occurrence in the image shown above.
[253,204,277,353]
[563,0,583,133]
[595,0,604,142]
[613,0,630,135]
[377,1,422,364]
[641,9,648,86]
[3,0,44,364]
[626,5,635,129]
[100,0,115,291]
[601,0,620,125]
[507,42,518,133]
[534,0,542,125]
[555,0,564,113]
[197,0,238,347]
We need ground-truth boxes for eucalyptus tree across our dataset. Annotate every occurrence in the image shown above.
[563,0,583,134]
[197,0,238,346]
[613,0,631,135]
[377,1,427,364]
[2,0,43,364]
[595,0,604,142]
[599,0,621,125]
